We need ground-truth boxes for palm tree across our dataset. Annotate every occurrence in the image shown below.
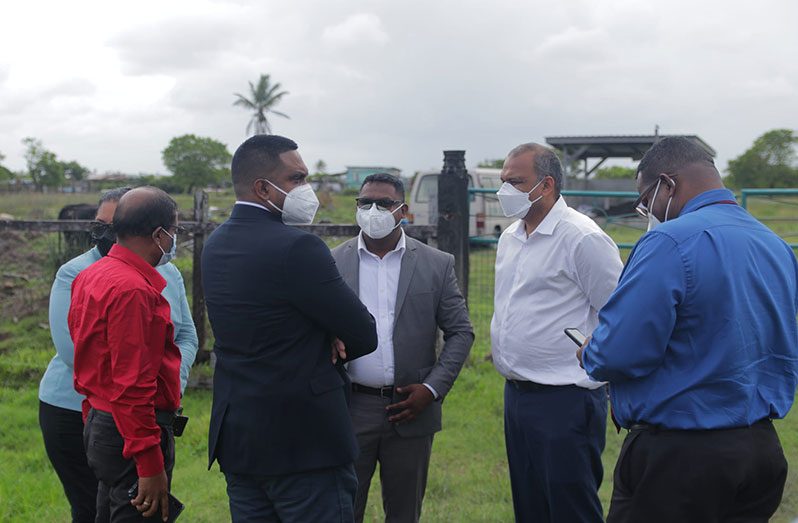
[233,74,290,135]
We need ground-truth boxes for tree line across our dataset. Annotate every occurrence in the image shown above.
[0,76,795,193]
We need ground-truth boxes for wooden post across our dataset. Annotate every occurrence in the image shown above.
[437,150,469,302]
[192,190,210,364]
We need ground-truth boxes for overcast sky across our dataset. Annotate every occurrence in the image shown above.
[1,0,796,177]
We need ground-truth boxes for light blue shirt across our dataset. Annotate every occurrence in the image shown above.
[39,247,199,411]
[583,189,798,429]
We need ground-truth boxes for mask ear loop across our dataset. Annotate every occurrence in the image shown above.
[660,175,676,222]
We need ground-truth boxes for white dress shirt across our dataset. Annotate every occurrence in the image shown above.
[347,231,406,388]
[491,196,623,389]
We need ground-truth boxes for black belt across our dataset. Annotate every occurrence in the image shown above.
[629,418,772,433]
[507,379,569,392]
[93,407,177,427]
[352,383,395,398]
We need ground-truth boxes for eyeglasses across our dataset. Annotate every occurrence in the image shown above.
[356,198,404,212]
[633,174,677,217]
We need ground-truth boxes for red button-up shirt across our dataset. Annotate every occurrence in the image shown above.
[69,244,181,477]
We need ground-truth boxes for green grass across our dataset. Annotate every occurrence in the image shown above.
[3,192,798,521]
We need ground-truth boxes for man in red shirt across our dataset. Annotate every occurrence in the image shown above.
[69,186,182,522]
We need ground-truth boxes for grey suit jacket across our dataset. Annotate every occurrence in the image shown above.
[331,234,474,437]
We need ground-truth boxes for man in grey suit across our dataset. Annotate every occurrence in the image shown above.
[331,172,474,523]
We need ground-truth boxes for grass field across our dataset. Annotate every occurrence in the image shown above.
[2,190,798,521]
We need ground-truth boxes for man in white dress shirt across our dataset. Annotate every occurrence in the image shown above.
[331,173,474,522]
[491,143,623,522]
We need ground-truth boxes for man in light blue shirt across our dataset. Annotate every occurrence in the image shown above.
[38,187,198,523]
[579,137,798,522]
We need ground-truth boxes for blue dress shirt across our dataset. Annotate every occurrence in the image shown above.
[39,246,199,411]
[583,188,798,429]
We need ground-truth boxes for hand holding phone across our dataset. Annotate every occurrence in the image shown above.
[564,328,587,347]
[128,481,185,522]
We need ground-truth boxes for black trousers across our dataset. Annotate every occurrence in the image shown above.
[39,401,98,523]
[84,408,175,523]
[608,419,787,523]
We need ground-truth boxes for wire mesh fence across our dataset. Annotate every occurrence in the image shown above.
[465,189,798,351]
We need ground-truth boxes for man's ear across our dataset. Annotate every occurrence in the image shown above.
[542,176,555,194]
[253,179,270,200]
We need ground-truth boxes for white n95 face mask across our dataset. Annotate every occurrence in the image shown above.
[356,204,402,239]
[496,179,544,219]
[266,181,320,225]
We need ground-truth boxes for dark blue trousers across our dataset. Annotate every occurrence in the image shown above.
[224,463,357,523]
[504,381,607,523]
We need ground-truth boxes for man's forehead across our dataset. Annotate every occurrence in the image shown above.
[279,149,306,170]
[360,182,397,197]
[504,152,535,173]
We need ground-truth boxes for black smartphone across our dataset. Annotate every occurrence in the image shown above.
[564,328,587,347]
[172,415,189,437]
[127,482,185,522]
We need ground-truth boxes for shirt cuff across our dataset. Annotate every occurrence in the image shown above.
[134,444,164,478]
[422,383,439,400]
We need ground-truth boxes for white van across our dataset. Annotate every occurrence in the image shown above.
[406,168,515,239]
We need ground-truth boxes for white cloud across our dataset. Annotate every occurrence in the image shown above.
[0,0,797,176]
[322,13,389,47]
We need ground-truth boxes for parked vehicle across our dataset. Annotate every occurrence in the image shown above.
[406,168,515,239]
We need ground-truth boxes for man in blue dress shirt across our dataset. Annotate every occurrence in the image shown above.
[579,137,798,522]
[38,187,199,523]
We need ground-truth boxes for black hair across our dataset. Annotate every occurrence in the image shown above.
[98,186,132,206]
[507,143,563,195]
[112,187,177,238]
[231,135,298,194]
[361,172,405,201]
[637,137,715,183]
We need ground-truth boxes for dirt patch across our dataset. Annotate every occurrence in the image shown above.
[0,231,55,320]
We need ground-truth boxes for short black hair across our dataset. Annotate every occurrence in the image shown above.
[637,137,715,183]
[98,186,132,206]
[112,187,178,239]
[507,143,563,195]
[361,173,405,201]
[231,135,298,193]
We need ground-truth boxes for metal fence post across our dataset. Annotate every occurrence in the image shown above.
[192,190,210,364]
[437,150,470,302]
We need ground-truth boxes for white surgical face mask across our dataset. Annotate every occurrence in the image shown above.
[265,180,320,225]
[645,180,673,231]
[156,229,176,266]
[356,204,402,239]
[496,179,544,219]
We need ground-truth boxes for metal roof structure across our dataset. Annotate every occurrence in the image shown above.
[545,134,716,177]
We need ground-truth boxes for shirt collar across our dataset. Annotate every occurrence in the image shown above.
[235,200,272,213]
[510,196,568,240]
[357,229,406,258]
[677,188,737,216]
[107,244,167,292]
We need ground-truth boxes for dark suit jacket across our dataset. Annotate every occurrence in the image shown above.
[202,204,378,475]
[331,235,474,437]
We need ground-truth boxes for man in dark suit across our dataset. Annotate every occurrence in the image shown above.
[331,173,474,522]
[202,135,378,522]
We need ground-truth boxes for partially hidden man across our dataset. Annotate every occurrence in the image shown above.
[331,173,474,523]
[40,186,197,523]
[492,143,623,523]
